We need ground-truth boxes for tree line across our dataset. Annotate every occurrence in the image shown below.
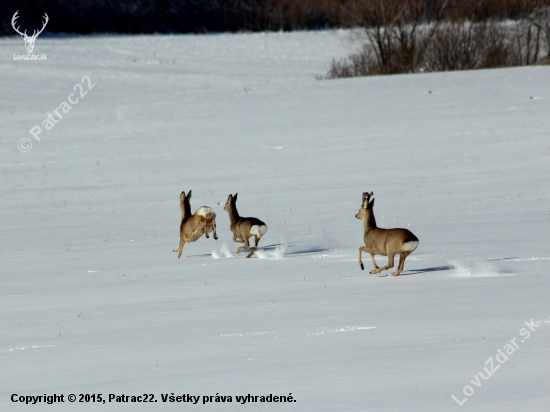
[1,0,549,36]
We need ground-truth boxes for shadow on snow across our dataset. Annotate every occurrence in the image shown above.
[395,265,455,276]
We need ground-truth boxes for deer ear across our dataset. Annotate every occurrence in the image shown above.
[234,193,238,202]
[187,190,192,200]
[227,194,232,201]
[368,198,375,209]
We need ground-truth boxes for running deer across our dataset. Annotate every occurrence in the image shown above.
[224,193,267,258]
[356,192,419,276]
[174,190,218,259]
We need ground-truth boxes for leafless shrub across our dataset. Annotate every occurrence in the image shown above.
[327,45,377,78]
[518,6,550,64]
[326,2,550,79]
[422,22,521,72]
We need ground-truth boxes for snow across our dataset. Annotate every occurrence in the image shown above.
[1,30,550,411]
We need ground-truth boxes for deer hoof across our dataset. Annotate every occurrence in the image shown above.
[214,235,218,240]
[360,263,364,270]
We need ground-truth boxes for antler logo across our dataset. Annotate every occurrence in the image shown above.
[11,10,49,54]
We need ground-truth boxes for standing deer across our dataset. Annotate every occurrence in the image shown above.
[173,190,218,259]
[356,192,418,276]
[224,193,267,258]
[11,11,49,54]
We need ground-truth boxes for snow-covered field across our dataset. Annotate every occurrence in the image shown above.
[1,30,549,411]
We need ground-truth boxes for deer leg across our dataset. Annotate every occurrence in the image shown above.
[212,221,218,240]
[370,253,379,273]
[384,253,396,273]
[393,252,411,276]
[246,235,261,258]
[241,237,254,257]
[233,232,245,252]
[358,246,368,270]
[177,239,185,259]
[235,235,248,254]
[372,252,395,274]
[173,225,183,251]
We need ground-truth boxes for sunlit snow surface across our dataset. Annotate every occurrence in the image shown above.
[1,31,550,411]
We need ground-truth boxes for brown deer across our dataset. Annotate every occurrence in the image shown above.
[173,190,218,259]
[356,192,418,276]
[224,193,267,258]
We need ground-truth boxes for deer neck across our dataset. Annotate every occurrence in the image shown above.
[230,204,240,223]
[182,201,192,222]
[364,212,377,232]
[179,201,185,220]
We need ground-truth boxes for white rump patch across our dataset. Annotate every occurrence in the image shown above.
[402,240,418,252]
[250,225,267,236]
[196,206,216,219]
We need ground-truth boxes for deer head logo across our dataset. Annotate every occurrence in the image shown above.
[11,11,49,54]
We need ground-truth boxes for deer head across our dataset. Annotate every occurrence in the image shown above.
[356,191,375,220]
[12,11,49,54]
[224,193,238,213]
